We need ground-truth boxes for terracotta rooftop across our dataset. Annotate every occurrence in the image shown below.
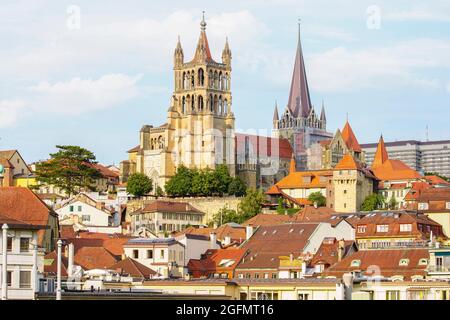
[109,257,157,279]
[188,248,247,276]
[341,121,362,152]
[242,214,293,227]
[177,224,246,243]
[74,246,119,270]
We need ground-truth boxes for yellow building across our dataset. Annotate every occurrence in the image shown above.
[121,15,235,190]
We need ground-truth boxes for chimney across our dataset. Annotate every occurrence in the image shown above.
[338,239,345,262]
[289,252,294,262]
[301,261,307,276]
[210,232,217,249]
[246,225,254,241]
[68,243,75,277]
[314,202,318,209]
[342,273,354,300]
[224,236,231,246]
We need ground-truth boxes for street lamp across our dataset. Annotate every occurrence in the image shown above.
[56,239,62,300]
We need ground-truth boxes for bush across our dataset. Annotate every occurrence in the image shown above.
[126,173,153,197]
[228,177,247,197]
[307,192,326,207]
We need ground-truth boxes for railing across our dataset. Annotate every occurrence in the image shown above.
[426,266,450,273]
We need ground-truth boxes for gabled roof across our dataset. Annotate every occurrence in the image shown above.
[334,154,360,170]
[242,214,293,227]
[175,224,246,243]
[341,121,362,152]
[44,251,69,277]
[266,169,333,190]
[0,150,17,161]
[109,257,157,279]
[310,238,356,268]
[424,175,450,186]
[287,24,312,118]
[74,246,119,270]
[372,159,422,181]
[188,248,247,275]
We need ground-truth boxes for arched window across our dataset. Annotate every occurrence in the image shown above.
[183,72,187,90]
[210,94,214,112]
[225,73,229,90]
[182,96,186,114]
[209,70,213,88]
[219,72,223,90]
[219,96,223,114]
[214,71,218,89]
[198,68,204,87]
[191,70,195,88]
[198,95,204,111]
[158,136,164,149]
[186,95,191,112]
[223,99,228,114]
[214,95,218,114]
[191,94,195,111]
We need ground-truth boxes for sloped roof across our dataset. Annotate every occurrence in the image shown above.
[0,150,16,160]
[335,154,360,170]
[323,248,429,280]
[372,135,389,168]
[417,188,450,202]
[44,251,69,277]
[177,224,246,243]
[310,239,356,267]
[131,200,204,215]
[187,248,247,274]
[74,246,119,270]
[109,257,157,279]
[236,223,320,270]
[372,159,422,181]
[267,169,333,190]
[341,121,362,152]
[0,158,14,169]
[127,145,141,153]
[235,133,293,159]
[424,175,450,186]
[242,214,294,227]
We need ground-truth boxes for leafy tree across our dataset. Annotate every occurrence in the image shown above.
[214,164,233,195]
[212,206,241,226]
[237,189,265,222]
[155,186,164,197]
[228,177,247,197]
[388,195,398,210]
[361,193,386,211]
[126,173,153,197]
[35,145,102,196]
[307,192,327,207]
[165,165,193,197]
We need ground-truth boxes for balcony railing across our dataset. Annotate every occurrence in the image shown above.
[426,266,450,273]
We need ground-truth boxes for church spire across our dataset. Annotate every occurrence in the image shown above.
[222,37,232,65]
[320,100,326,122]
[287,19,312,118]
[289,154,296,173]
[273,101,279,121]
[174,35,184,67]
[373,135,389,168]
[193,11,213,62]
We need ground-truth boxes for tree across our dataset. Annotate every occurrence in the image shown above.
[126,173,153,197]
[212,206,240,226]
[388,195,398,210]
[155,186,164,197]
[237,189,265,222]
[35,145,102,196]
[214,164,233,195]
[165,165,193,197]
[228,177,247,197]
[361,193,385,211]
[307,192,327,207]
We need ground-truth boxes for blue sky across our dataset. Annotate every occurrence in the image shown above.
[1,0,450,165]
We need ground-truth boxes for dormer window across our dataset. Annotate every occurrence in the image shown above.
[357,225,367,234]
[350,260,361,267]
[400,224,412,232]
[376,224,389,233]
[418,258,428,266]
[399,259,409,266]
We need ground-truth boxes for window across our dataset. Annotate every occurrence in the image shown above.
[344,190,347,194]
[133,250,139,259]
[78,206,82,212]
[376,224,389,233]
[81,215,90,222]
[351,260,361,267]
[446,202,450,210]
[271,273,277,279]
[357,225,367,234]
[69,205,74,212]
[7,271,12,287]
[238,274,244,279]
[7,237,13,252]
[400,224,412,232]
[298,293,309,300]
[399,259,409,266]
[254,273,260,279]
[19,271,31,289]
[418,258,428,266]
[418,203,429,210]
[160,250,165,259]
[386,290,400,300]
[264,273,269,279]
[20,238,30,252]
[147,250,153,259]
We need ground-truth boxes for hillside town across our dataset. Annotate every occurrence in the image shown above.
[2,15,450,301]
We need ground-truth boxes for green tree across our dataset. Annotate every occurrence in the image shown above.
[155,186,164,197]
[307,192,327,207]
[388,195,398,210]
[228,177,247,197]
[165,165,193,197]
[237,189,265,222]
[35,145,102,196]
[212,206,241,226]
[213,164,233,195]
[361,193,385,211]
[126,173,153,197]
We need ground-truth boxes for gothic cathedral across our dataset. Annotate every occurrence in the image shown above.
[120,16,235,190]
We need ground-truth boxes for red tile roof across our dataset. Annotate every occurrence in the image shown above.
[235,133,293,159]
[323,248,429,280]
[188,248,247,278]
[74,246,119,270]
[242,214,293,227]
[44,251,69,277]
[177,224,246,243]
[310,239,357,268]
[341,121,362,152]
[372,135,389,168]
[424,175,450,186]
[109,257,157,279]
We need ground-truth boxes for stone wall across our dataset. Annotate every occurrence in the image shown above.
[126,196,243,225]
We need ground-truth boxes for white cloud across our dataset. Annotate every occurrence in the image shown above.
[0,100,27,128]
[29,74,142,115]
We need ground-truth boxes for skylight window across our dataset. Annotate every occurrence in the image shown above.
[399,259,409,266]
[350,260,361,267]
[418,258,428,266]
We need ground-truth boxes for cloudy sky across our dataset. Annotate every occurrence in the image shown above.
[1,0,450,165]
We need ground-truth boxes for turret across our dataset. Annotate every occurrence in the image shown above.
[222,37,232,65]
[174,35,184,68]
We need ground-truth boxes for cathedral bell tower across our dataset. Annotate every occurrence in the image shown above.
[166,13,235,176]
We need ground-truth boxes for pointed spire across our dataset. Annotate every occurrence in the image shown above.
[222,36,232,64]
[287,19,312,118]
[373,135,389,168]
[320,100,326,122]
[289,154,296,173]
[273,101,279,121]
[342,121,362,152]
[174,35,184,66]
[193,12,213,62]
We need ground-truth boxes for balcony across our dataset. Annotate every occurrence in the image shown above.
[427,266,450,274]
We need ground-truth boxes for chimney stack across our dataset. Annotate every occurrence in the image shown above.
[210,232,217,249]
[246,225,254,241]
[342,273,354,300]
[290,252,294,262]
[338,239,345,262]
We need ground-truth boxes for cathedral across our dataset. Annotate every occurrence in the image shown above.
[121,15,236,190]
[272,23,333,171]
